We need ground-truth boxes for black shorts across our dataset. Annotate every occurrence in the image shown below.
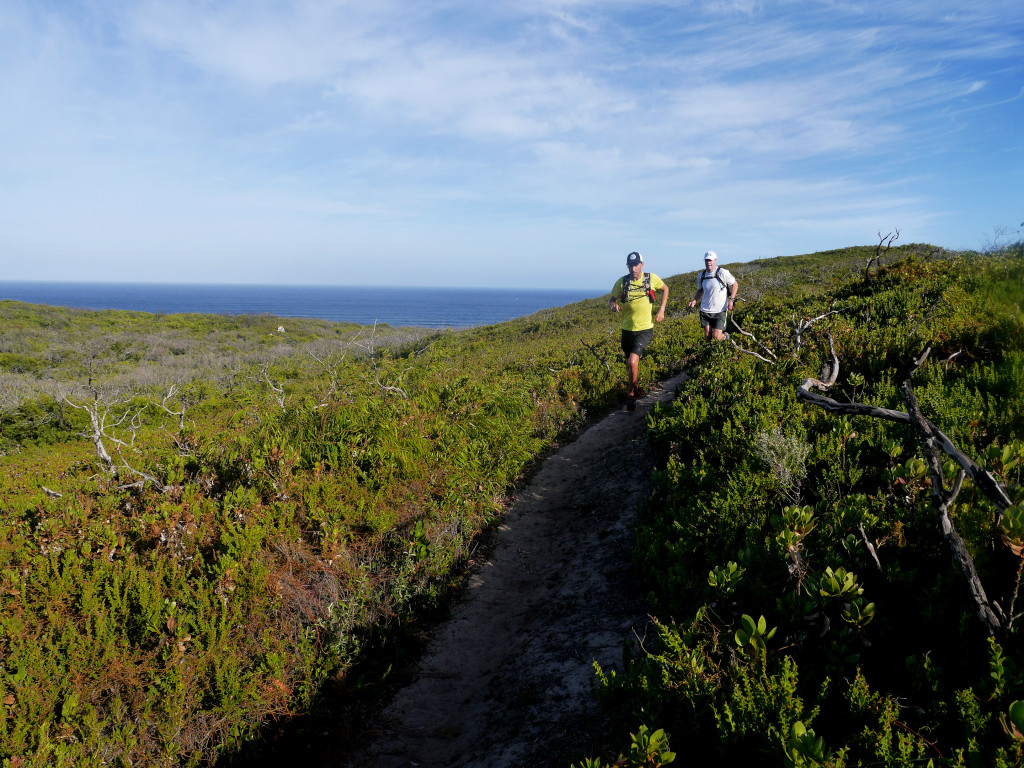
[621,328,654,358]
[700,310,728,331]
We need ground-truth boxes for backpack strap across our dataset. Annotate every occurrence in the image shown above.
[698,268,727,291]
[623,272,656,304]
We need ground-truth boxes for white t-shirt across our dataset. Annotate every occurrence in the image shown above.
[697,267,736,313]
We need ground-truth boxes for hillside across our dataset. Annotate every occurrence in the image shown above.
[587,244,1024,766]
[1,241,1020,767]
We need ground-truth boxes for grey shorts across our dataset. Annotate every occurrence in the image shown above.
[700,310,728,331]
[621,328,654,358]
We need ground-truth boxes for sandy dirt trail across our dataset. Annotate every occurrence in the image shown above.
[342,372,687,768]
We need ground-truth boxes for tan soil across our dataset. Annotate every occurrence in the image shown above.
[340,372,687,768]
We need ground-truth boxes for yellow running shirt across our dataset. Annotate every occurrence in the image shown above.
[611,273,665,331]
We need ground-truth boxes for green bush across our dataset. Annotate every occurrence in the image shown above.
[588,247,1024,766]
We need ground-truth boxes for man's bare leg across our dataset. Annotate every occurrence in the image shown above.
[627,353,640,394]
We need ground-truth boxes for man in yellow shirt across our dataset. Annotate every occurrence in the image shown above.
[609,251,669,411]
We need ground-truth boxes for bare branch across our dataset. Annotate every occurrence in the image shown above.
[581,341,612,375]
[306,342,351,407]
[792,306,850,355]
[1008,559,1024,633]
[798,338,1015,635]
[55,380,171,492]
[942,349,964,371]
[114,448,167,493]
[263,367,286,409]
[858,523,883,574]
[354,322,412,399]
[798,342,1013,511]
[865,228,900,283]
[56,381,128,481]
[728,316,778,363]
[153,382,190,430]
[729,338,777,364]
[901,368,1002,633]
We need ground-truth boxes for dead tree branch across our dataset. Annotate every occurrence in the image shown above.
[372,371,411,399]
[581,341,612,375]
[153,382,192,430]
[792,306,851,356]
[797,336,1013,635]
[942,349,964,371]
[728,316,779,364]
[899,363,1002,633]
[57,380,133,482]
[56,380,168,492]
[858,522,884,574]
[114,451,167,493]
[354,322,412,399]
[260,366,287,410]
[865,229,900,283]
[797,340,1013,512]
[729,338,777,364]
[1009,559,1024,632]
[306,343,350,408]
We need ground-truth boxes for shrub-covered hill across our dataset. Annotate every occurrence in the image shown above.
[0,276,675,766]
[0,241,1002,767]
[583,245,1024,766]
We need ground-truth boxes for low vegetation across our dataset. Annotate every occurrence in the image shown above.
[1,238,1020,767]
[0,280,684,766]
[583,240,1024,766]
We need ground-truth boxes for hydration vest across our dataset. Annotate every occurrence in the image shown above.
[699,267,728,291]
[621,272,656,304]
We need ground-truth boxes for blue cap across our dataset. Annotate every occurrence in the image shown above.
[626,251,643,266]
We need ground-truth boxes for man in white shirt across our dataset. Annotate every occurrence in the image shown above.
[687,250,737,341]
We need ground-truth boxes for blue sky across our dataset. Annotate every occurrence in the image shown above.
[1,1,1021,289]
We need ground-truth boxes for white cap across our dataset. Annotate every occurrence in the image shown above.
[704,250,717,261]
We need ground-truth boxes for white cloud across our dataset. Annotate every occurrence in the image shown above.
[0,0,1020,285]
[123,0,396,86]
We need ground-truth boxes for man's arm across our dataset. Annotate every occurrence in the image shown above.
[609,283,621,312]
[655,283,669,322]
[688,287,703,309]
[727,277,738,311]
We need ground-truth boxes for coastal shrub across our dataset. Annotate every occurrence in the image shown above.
[587,247,1024,765]
[0,286,644,764]
[4,244,1016,765]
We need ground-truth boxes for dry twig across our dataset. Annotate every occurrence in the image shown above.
[796,335,1012,634]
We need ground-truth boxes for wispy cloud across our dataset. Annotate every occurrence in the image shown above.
[0,0,1021,285]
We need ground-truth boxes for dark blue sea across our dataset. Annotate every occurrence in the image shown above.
[0,282,603,329]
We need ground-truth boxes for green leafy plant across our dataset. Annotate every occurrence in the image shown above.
[735,614,777,660]
[708,561,746,596]
[573,725,676,768]
[999,505,1024,556]
[784,721,829,768]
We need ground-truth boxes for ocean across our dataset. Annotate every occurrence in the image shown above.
[0,281,603,329]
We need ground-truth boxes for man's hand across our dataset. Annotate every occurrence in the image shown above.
[609,301,620,313]
[655,309,665,322]
[687,299,697,309]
